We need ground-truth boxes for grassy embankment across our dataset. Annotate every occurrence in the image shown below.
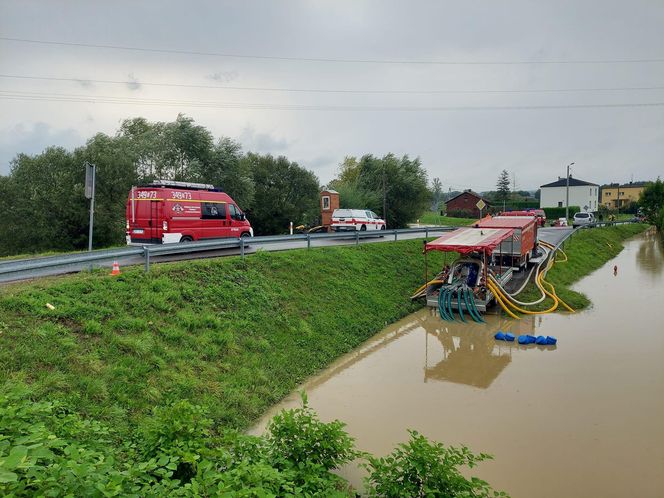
[519,223,649,311]
[416,212,476,226]
[0,224,647,438]
[0,241,443,436]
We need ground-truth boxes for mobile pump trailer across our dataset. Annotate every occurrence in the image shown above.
[475,215,538,269]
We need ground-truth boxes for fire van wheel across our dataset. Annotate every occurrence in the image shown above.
[379,225,386,237]
[360,225,367,231]
[180,236,193,243]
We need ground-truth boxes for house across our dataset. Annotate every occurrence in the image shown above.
[445,190,491,218]
[599,181,650,209]
[539,176,599,212]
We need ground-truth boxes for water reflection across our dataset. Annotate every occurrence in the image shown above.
[636,228,664,276]
[422,311,540,388]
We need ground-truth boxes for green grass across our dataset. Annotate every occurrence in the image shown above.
[417,212,476,226]
[518,224,649,311]
[0,241,443,436]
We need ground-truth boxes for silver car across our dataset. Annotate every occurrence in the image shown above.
[573,212,595,228]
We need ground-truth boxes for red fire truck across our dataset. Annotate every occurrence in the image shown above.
[475,215,538,268]
[126,180,253,245]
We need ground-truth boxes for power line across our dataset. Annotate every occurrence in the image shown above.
[1,73,663,95]
[2,36,664,65]
[1,89,663,111]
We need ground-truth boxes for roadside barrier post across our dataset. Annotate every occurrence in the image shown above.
[394,230,398,241]
[355,231,359,245]
[240,237,245,258]
[307,234,311,249]
[425,227,429,238]
[143,246,150,272]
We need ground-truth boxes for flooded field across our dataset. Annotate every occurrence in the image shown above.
[252,230,664,497]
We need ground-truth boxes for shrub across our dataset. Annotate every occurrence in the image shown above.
[542,206,580,219]
[363,430,508,498]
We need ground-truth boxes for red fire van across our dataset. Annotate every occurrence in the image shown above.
[126,180,253,245]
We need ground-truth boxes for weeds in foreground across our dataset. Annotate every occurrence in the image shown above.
[0,386,507,497]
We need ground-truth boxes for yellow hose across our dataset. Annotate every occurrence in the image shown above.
[488,279,559,315]
[412,279,445,296]
[489,282,521,319]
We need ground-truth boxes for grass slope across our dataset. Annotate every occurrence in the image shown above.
[0,241,442,435]
[519,224,648,311]
[417,212,476,226]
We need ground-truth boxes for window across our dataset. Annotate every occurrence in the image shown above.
[558,201,563,207]
[365,211,373,219]
[201,202,226,219]
[590,188,592,195]
[229,204,244,221]
[322,196,330,210]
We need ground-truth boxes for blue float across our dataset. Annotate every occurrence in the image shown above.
[546,336,557,345]
[494,331,506,340]
[535,335,548,345]
[504,332,515,342]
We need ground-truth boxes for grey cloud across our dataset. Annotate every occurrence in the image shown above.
[239,127,290,153]
[0,123,83,174]
[207,71,239,83]
[126,73,141,91]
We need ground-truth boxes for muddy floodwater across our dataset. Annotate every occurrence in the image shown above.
[252,231,664,497]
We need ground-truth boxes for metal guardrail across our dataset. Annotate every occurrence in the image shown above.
[0,221,640,281]
[0,226,457,279]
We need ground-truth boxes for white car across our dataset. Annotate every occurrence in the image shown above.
[573,212,595,228]
[331,209,386,231]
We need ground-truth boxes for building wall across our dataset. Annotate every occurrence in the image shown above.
[600,186,645,208]
[446,192,488,217]
[320,191,340,227]
[540,185,599,211]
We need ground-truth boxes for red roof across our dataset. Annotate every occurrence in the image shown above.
[425,227,515,255]
[475,216,537,229]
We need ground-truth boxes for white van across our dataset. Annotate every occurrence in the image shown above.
[331,209,386,231]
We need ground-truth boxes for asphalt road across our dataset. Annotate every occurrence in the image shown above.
[0,228,449,284]
[0,226,577,285]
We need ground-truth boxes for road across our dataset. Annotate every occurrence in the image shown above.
[0,228,451,284]
[0,226,578,285]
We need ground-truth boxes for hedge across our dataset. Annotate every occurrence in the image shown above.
[542,206,581,219]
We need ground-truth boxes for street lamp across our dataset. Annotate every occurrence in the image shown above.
[565,162,575,221]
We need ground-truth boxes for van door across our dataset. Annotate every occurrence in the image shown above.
[201,202,228,239]
[150,200,162,243]
[228,204,243,238]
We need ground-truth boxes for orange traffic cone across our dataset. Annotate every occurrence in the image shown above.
[110,261,121,276]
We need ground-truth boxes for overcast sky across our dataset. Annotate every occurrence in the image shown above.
[1,0,663,190]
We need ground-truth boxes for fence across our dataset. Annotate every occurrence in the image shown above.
[0,226,458,282]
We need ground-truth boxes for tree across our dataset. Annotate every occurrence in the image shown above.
[639,178,664,229]
[241,153,320,235]
[329,153,430,228]
[496,170,511,204]
[430,177,443,211]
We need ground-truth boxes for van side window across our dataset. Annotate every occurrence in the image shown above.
[229,204,243,220]
[201,202,226,219]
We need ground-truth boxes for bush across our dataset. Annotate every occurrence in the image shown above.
[446,209,477,219]
[542,206,580,219]
[0,386,506,497]
[363,430,508,497]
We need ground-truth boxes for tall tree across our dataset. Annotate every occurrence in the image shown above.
[638,178,664,229]
[241,153,320,235]
[496,169,511,204]
[331,153,429,228]
[430,177,443,211]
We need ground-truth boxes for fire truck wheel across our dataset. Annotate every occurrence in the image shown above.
[180,236,193,243]
[360,225,367,231]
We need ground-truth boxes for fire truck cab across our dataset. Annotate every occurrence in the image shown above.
[126,180,253,245]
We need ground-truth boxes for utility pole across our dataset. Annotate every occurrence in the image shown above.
[84,162,96,252]
[565,162,574,221]
[382,165,387,222]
